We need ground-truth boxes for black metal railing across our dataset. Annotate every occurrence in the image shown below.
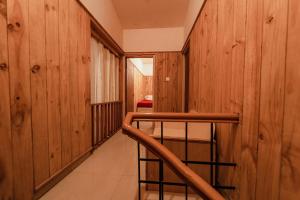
[135,120,236,199]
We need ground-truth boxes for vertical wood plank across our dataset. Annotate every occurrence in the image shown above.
[7,0,34,198]
[154,52,183,112]
[69,0,80,159]
[78,7,86,154]
[45,0,62,175]
[214,0,234,197]
[84,11,92,151]
[241,0,263,199]
[59,0,72,166]
[227,0,247,199]
[256,0,289,199]
[116,57,120,101]
[126,59,134,112]
[0,0,13,199]
[28,0,49,187]
[280,0,300,199]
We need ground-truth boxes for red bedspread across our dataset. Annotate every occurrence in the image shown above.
[137,100,153,108]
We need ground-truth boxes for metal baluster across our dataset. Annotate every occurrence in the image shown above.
[137,121,141,200]
[159,122,164,200]
[210,123,214,185]
[215,127,219,187]
[185,122,188,200]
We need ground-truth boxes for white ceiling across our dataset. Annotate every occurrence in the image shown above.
[130,58,153,76]
[111,0,190,29]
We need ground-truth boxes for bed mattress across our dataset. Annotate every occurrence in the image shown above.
[137,99,153,108]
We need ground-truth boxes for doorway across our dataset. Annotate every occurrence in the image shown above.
[126,57,154,114]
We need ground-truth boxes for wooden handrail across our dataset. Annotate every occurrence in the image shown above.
[122,112,240,200]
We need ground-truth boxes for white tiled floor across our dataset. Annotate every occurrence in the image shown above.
[41,131,139,200]
[40,124,202,200]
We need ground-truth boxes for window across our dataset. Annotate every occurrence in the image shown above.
[90,37,119,104]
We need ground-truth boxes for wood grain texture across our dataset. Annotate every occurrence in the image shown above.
[187,0,247,198]
[154,52,183,112]
[144,76,153,96]
[84,9,92,151]
[28,0,50,186]
[78,8,91,153]
[7,0,34,198]
[45,0,62,175]
[240,0,263,199]
[189,1,242,198]
[256,0,288,199]
[2,0,94,197]
[69,0,80,159]
[126,59,135,112]
[59,0,72,166]
[280,0,300,199]
[0,0,13,199]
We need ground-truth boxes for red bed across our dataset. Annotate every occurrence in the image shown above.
[137,99,153,108]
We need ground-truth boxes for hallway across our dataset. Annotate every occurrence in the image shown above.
[41,132,138,200]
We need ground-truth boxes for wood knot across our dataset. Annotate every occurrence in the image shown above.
[75,130,79,134]
[15,96,20,100]
[31,65,41,73]
[266,16,274,24]
[232,43,238,49]
[15,22,21,28]
[7,23,14,31]
[50,153,54,158]
[0,63,8,71]
[82,56,86,64]
[259,133,264,140]
[45,4,50,11]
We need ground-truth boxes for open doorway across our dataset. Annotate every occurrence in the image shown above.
[126,57,154,114]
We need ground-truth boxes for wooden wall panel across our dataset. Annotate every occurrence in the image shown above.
[256,0,288,199]
[133,66,142,111]
[143,76,153,96]
[2,0,92,198]
[45,0,62,175]
[189,0,218,113]
[84,9,92,151]
[126,60,135,112]
[7,0,34,199]
[280,1,300,199]
[154,52,183,112]
[28,0,50,186]
[189,0,244,198]
[116,57,120,101]
[78,8,91,153]
[69,0,80,159]
[188,0,298,199]
[240,0,263,199]
[0,0,13,199]
[59,0,72,166]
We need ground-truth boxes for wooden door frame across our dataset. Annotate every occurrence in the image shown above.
[183,43,190,113]
[124,53,155,114]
